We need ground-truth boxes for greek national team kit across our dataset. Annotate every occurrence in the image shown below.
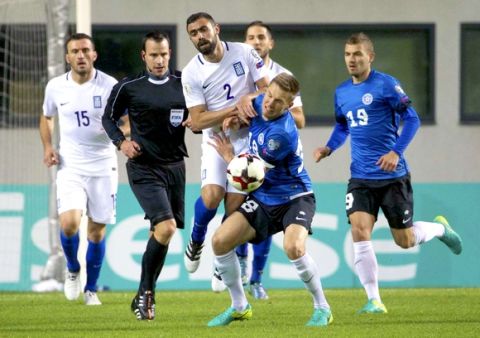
[43,69,118,176]
[265,59,302,109]
[249,94,312,206]
[43,69,118,223]
[182,41,267,191]
[327,69,420,180]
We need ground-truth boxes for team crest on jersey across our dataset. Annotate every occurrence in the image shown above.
[170,109,184,127]
[362,93,373,105]
[93,96,102,108]
[258,133,264,145]
[233,62,245,76]
[267,138,280,151]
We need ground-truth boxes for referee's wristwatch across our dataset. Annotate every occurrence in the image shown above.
[113,138,125,150]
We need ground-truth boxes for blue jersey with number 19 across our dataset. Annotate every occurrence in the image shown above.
[249,94,312,206]
[328,69,420,180]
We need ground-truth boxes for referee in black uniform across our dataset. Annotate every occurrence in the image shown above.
[102,31,190,321]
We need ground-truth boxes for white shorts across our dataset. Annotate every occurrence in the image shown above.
[56,168,118,224]
[200,137,249,194]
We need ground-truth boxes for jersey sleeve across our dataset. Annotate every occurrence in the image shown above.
[383,75,412,113]
[382,75,420,155]
[392,106,420,155]
[102,80,129,142]
[42,81,57,117]
[243,44,268,83]
[326,92,350,152]
[181,62,206,108]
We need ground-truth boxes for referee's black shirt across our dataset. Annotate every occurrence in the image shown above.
[102,70,188,165]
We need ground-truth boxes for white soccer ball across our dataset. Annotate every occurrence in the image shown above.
[227,153,265,193]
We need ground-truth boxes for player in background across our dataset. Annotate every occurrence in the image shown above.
[207,73,332,327]
[313,32,463,314]
[181,12,269,289]
[102,31,189,321]
[234,20,306,300]
[39,33,118,305]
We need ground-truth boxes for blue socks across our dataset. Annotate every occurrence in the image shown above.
[236,243,248,257]
[60,231,80,273]
[60,231,106,292]
[85,238,106,292]
[191,197,217,244]
[251,236,272,283]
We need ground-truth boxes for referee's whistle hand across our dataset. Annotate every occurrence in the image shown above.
[121,140,142,159]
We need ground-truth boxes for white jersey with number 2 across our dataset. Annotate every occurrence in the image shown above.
[182,41,267,151]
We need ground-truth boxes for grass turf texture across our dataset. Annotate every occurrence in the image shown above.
[1,288,479,337]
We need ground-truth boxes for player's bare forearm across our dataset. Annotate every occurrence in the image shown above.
[291,106,306,129]
[39,115,59,167]
[189,104,237,130]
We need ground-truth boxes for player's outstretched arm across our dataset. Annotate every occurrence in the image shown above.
[189,104,237,131]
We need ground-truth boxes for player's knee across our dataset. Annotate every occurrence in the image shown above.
[60,220,79,237]
[201,187,224,209]
[87,221,106,243]
[211,232,230,255]
[211,232,222,254]
[88,228,105,243]
[283,241,305,260]
[350,225,371,241]
[153,219,176,244]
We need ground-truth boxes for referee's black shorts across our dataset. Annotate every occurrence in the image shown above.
[126,159,185,231]
[346,173,414,229]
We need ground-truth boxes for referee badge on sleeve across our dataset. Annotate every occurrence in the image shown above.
[170,109,184,127]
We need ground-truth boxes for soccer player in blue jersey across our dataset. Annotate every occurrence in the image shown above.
[234,20,307,300]
[207,73,332,327]
[313,32,463,314]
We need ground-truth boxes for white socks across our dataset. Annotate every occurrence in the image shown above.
[291,253,329,309]
[412,221,445,246]
[214,250,248,311]
[353,241,381,302]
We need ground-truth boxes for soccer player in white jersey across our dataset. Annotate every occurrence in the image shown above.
[39,33,118,306]
[182,12,269,283]
[234,21,307,300]
[245,21,305,129]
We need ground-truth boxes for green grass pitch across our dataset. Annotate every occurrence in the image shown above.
[1,288,479,337]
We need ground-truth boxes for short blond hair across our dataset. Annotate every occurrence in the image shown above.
[270,73,300,100]
[346,32,374,53]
